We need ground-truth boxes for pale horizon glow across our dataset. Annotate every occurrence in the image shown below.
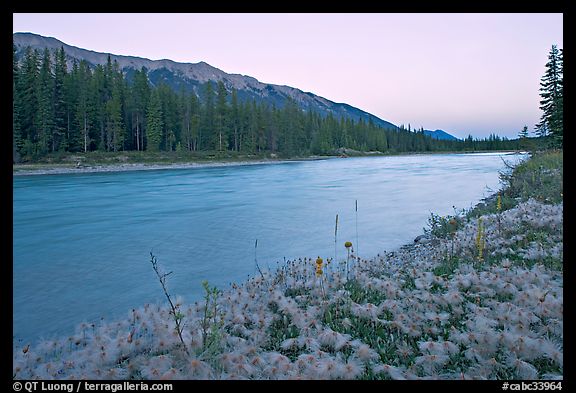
[13,13,563,139]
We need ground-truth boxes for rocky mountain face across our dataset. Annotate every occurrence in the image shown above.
[13,32,398,130]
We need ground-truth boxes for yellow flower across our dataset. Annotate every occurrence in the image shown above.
[316,267,323,277]
[344,241,353,249]
[316,257,323,266]
[475,217,485,261]
[496,193,502,212]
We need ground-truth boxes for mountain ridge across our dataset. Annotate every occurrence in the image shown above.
[13,32,400,130]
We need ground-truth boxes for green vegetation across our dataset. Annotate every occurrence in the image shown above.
[467,150,563,219]
[427,150,563,274]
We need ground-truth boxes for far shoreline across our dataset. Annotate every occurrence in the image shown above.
[12,156,332,177]
[12,150,525,177]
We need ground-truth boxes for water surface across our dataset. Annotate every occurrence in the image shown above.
[13,152,525,343]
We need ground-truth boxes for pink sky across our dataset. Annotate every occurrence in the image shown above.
[13,13,563,139]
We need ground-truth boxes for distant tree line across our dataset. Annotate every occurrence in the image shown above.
[13,45,524,162]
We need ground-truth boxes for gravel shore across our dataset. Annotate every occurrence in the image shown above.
[12,157,332,176]
[13,160,298,176]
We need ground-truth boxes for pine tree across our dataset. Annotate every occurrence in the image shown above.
[230,89,240,152]
[13,44,23,161]
[146,89,163,151]
[92,64,107,150]
[74,60,93,152]
[201,82,215,150]
[215,81,228,152]
[157,83,178,151]
[130,67,150,151]
[536,45,563,147]
[179,89,191,151]
[190,92,201,151]
[53,46,68,151]
[17,47,41,158]
[106,81,124,151]
[36,48,55,154]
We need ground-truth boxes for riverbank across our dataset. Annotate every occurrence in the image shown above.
[13,151,562,380]
[12,157,328,176]
[13,150,524,176]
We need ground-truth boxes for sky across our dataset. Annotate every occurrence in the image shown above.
[13,13,563,139]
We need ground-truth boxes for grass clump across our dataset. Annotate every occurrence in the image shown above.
[467,150,562,219]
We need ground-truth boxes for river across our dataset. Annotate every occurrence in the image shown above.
[13,152,526,344]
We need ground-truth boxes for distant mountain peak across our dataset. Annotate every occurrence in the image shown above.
[423,129,459,141]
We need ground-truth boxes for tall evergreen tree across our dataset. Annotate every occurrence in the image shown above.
[92,64,108,150]
[53,46,68,151]
[36,48,55,154]
[18,47,40,157]
[146,89,163,151]
[201,82,215,150]
[74,60,93,152]
[536,45,563,147]
[157,83,178,151]
[215,81,229,152]
[189,92,201,151]
[230,89,240,152]
[106,81,124,151]
[13,44,23,160]
[130,67,150,151]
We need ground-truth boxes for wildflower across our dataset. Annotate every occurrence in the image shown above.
[345,241,353,249]
[354,343,379,362]
[443,290,464,306]
[542,373,563,380]
[440,340,459,356]
[160,368,179,380]
[317,358,342,379]
[373,364,407,380]
[418,340,458,357]
[464,347,485,363]
[418,340,441,355]
[406,323,422,338]
[396,341,414,360]
[475,217,485,261]
[341,359,363,379]
[351,302,380,320]
[280,338,299,351]
[315,257,323,277]
[414,354,450,374]
[266,351,291,367]
[506,354,539,380]
[231,362,256,378]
